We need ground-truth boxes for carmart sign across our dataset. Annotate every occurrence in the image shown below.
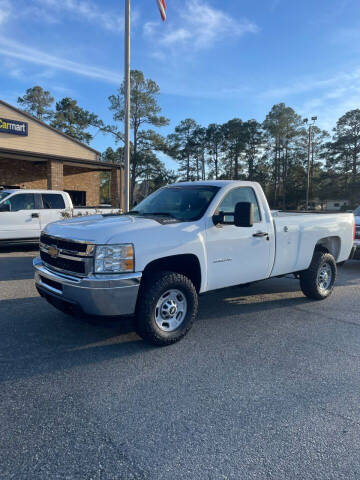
[0,117,28,136]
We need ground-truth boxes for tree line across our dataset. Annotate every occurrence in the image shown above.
[17,73,360,209]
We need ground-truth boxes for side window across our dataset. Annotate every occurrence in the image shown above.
[217,187,261,223]
[8,194,36,212]
[42,194,65,209]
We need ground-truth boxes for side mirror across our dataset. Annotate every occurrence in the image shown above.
[234,202,254,227]
[0,203,10,212]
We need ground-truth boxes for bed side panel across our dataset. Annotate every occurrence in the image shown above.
[271,213,353,277]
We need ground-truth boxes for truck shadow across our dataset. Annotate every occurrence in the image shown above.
[0,245,38,254]
[199,279,313,321]
[0,246,38,281]
[0,256,37,280]
[0,280,317,384]
[0,296,151,384]
[337,260,360,285]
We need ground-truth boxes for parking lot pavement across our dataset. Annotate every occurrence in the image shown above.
[1,248,360,480]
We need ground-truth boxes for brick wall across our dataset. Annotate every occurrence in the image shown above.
[0,158,47,189]
[0,158,101,206]
[63,165,100,206]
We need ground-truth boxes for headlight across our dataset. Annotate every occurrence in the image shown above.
[95,244,134,273]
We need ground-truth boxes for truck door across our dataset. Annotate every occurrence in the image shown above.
[38,193,66,230]
[0,193,41,241]
[205,186,272,291]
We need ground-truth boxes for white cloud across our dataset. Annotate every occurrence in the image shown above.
[0,0,11,25]
[163,28,193,45]
[0,36,121,84]
[33,0,124,32]
[180,0,259,49]
[144,0,259,56]
[2,58,23,80]
[261,69,360,100]
[261,77,339,99]
[260,68,360,130]
[0,0,124,32]
[299,87,360,131]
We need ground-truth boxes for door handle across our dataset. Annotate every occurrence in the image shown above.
[31,213,39,218]
[253,231,269,238]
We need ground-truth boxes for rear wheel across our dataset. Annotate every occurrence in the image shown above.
[300,251,337,300]
[136,271,198,346]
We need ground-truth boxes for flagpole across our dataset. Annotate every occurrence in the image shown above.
[124,0,131,212]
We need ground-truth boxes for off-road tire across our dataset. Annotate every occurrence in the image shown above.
[136,271,198,346]
[300,251,337,300]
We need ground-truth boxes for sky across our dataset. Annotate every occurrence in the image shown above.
[0,0,360,169]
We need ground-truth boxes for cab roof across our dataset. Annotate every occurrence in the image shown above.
[0,189,65,195]
[173,180,258,188]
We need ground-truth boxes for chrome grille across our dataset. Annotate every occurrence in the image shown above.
[40,234,94,277]
[40,233,94,256]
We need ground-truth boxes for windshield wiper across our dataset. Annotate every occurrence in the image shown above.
[129,211,177,219]
[142,212,175,218]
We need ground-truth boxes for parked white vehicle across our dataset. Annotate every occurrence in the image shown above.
[0,189,119,245]
[34,181,355,345]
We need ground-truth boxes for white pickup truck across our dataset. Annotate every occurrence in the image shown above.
[33,180,355,346]
[0,189,118,245]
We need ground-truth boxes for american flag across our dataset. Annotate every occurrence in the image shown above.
[156,0,167,21]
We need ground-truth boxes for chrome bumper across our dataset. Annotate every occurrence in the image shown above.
[33,258,141,316]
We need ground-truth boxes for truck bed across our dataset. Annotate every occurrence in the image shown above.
[270,212,354,277]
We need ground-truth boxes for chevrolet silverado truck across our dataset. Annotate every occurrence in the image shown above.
[33,181,355,346]
[0,189,119,246]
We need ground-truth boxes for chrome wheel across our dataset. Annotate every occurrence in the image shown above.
[155,289,188,332]
[317,262,332,292]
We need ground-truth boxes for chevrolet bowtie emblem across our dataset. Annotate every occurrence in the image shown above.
[48,246,59,258]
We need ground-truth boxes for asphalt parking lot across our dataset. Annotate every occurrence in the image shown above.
[1,247,360,480]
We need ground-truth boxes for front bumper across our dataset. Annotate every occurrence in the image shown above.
[33,258,142,316]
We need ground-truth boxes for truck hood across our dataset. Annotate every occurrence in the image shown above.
[44,214,184,244]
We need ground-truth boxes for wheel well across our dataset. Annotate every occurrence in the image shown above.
[314,236,341,261]
[142,254,202,292]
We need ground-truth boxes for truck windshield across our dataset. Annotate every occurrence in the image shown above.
[354,206,360,216]
[0,192,10,203]
[130,185,220,221]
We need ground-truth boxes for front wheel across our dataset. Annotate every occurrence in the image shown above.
[299,251,337,300]
[136,271,198,346]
